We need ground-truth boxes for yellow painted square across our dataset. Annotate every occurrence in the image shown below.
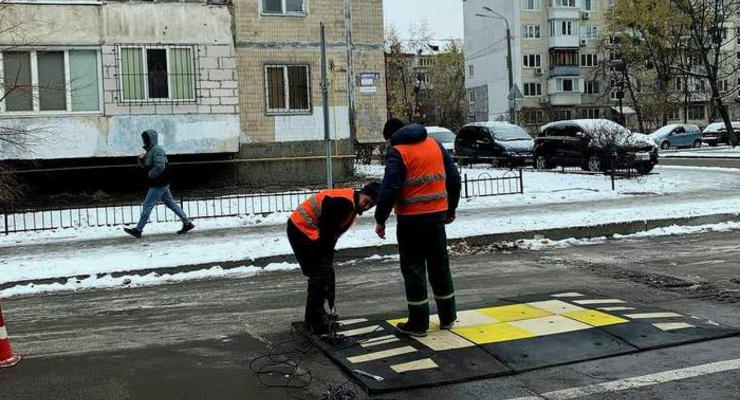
[478,304,552,322]
[386,317,440,332]
[563,310,629,327]
[452,322,535,344]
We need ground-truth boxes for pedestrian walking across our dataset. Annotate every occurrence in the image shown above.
[374,118,462,338]
[288,182,380,335]
[124,130,194,238]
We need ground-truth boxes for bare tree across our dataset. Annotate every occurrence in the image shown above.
[426,40,467,131]
[671,0,740,146]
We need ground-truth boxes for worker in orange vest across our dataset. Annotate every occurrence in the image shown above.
[288,182,381,335]
[375,118,461,338]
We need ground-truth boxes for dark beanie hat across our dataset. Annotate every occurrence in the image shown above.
[360,181,381,202]
[383,117,406,141]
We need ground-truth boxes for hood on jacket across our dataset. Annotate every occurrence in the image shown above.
[390,124,428,146]
[142,129,159,150]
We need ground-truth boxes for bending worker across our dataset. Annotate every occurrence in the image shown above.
[288,182,381,335]
[375,118,462,338]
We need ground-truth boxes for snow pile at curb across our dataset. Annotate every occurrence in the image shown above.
[0,262,299,298]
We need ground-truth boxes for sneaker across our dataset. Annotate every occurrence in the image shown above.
[177,222,195,235]
[395,322,427,338]
[124,227,142,239]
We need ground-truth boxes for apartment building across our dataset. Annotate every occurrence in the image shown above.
[0,0,240,162]
[232,0,387,184]
[463,0,740,133]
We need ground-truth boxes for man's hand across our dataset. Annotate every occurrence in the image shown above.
[375,224,386,239]
[446,214,456,225]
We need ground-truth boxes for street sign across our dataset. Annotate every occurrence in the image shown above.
[507,84,523,101]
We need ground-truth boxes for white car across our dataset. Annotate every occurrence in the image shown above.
[426,126,456,154]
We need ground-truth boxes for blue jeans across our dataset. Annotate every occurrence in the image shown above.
[136,185,190,231]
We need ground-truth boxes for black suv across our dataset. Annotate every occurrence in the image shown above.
[454,122,534,167]
[533,119,658,175]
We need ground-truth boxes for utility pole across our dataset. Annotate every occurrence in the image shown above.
[343,0,357,145]
[476,8,514,122]
[321,23,333,189]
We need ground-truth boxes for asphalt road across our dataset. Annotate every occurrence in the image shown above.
[1,230,739,400]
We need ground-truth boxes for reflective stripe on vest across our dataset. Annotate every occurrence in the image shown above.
[394,137,449,216]
[290,188,356,241]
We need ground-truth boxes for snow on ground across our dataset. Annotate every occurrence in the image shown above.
[4,164,738,249]
[4,222,739,298]
[661,146,740,158]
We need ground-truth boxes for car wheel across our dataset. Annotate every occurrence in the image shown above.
[660,141,671,150]
[636,164,655,175]
[588,155,602,172]
[692,140,702,149]
[535,155,552,170]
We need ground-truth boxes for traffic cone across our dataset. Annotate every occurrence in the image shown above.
[0,299,21,368]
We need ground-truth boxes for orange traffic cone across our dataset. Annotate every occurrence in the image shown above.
[0,299,21,368]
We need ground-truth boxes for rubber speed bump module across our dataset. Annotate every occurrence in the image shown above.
[293,291,739,394]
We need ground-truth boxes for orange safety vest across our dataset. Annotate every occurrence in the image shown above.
[290,188,357,241]
[394,137,449,216]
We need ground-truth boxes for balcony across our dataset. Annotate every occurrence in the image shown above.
[549,92,583,106]
[549,35,580,49]
[548,7,580,20]
[550,66,581,77]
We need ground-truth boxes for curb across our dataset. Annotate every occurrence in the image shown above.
[3,212,740,290]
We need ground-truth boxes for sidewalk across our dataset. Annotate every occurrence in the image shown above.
[3,166,740,294]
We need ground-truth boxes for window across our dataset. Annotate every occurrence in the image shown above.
[580,54,598,67]
[552,109,573,120]
[262,0,306,15]
[550,50,578,67]
[1,49,101,113]
[551,21,575,36]
[581,26,599,39]
[719,79,729,93]
[523,83,542,97]
[523,54,542,68]
[265,64,311,114]
[118,45,196,103]
[521,0,541,10]
[550,0,576,6]
[523,25,542,39]
[666,108,680,121]
[468,64,474,78]
[688,105,705,120]
[469,90,476,103]
[583,0,598,11]
[560,78,575,92]
[585,80,600,94]
[581,108,600,119]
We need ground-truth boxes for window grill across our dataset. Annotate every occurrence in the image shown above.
[114,44,200,105]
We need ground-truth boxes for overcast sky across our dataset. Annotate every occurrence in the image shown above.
[383,0,464,40]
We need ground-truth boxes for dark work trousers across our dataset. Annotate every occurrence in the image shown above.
[287,220,335,330]
[396,220,457,331]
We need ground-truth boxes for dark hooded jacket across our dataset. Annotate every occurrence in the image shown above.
[138,130,170,188]
[374,124,461,225]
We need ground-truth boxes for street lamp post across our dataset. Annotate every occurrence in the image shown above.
[476,8,514,122]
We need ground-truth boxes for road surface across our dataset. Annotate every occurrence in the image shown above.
[0,230,739,400]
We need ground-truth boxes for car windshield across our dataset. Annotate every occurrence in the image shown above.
[428,130,455,143]
[651,125,677,137]
[490,125,531,141]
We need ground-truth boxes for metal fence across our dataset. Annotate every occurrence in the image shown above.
[1,172,524,235]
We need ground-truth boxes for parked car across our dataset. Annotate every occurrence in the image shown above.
[702,121,740,146]
[649,124,702,150]
[426,126,456,154]
[534,119,658,175]
[454,122,534,167]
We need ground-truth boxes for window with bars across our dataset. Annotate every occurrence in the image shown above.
[1,49,101,113]
[117,45,197,104]
[265,64,311,114]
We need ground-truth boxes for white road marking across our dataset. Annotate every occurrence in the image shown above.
[338,318,368,326]
[391,358,438,373]
[686,260,725,266]
[597,307,636,311]
[341,325,381,337]
[573,299,626,305]
[360,338,400,348]
[625,312,683,319]
[359,334,396,344]
[504,358,740,400]
[347,346,417,364]
[551,293,585,298]
[653,322,695,331]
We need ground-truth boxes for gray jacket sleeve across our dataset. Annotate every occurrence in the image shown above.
[147,148,167,179]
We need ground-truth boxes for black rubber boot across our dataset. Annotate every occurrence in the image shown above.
[177,222,195,235]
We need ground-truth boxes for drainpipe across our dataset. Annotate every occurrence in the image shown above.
[344,0,357,145]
